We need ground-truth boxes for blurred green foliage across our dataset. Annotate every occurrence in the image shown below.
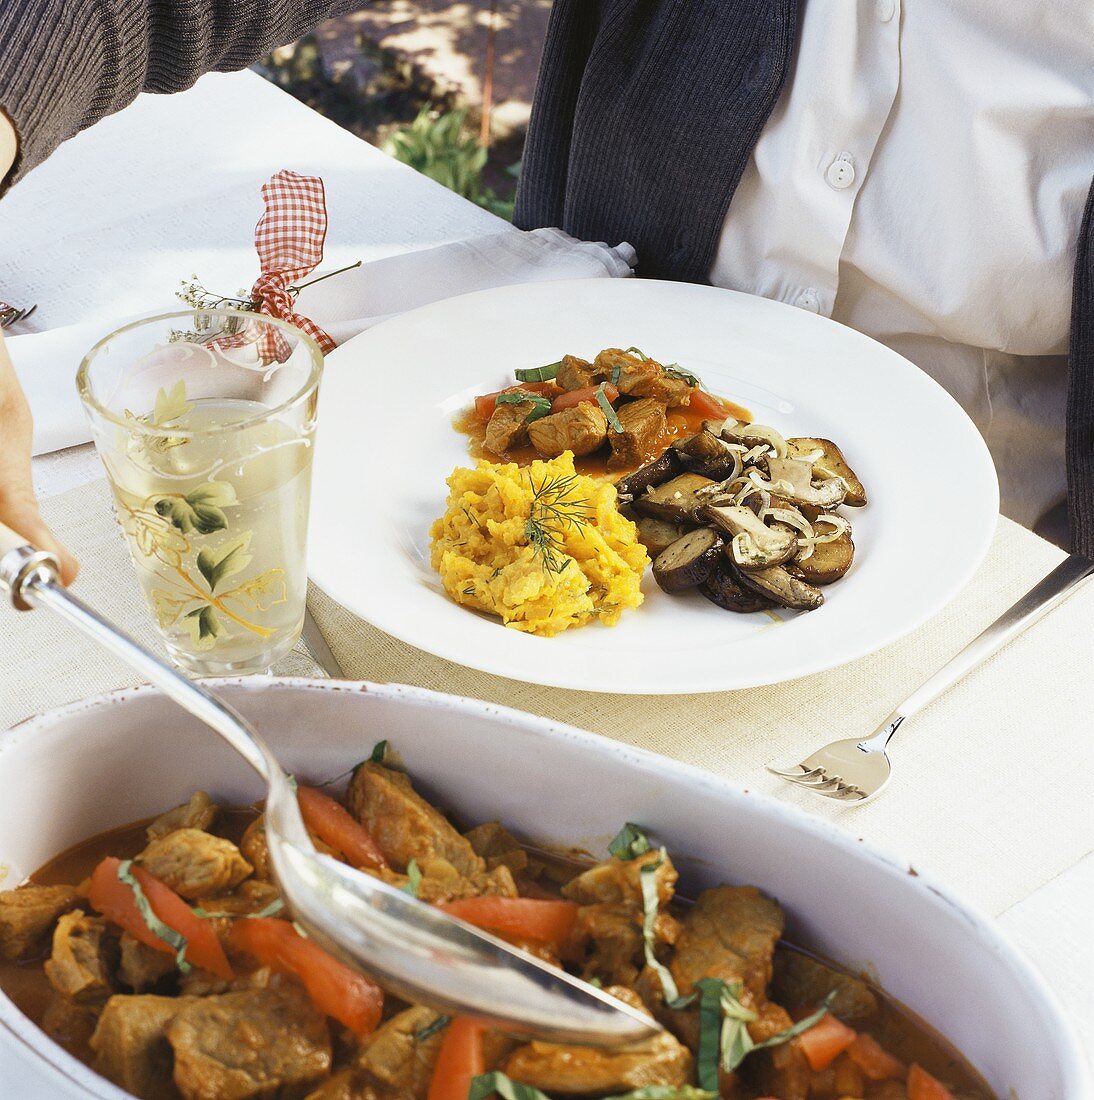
[385,107,516,221]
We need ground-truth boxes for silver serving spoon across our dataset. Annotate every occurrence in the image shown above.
[0,523,658,1046]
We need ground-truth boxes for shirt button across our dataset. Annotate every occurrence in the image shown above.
[825,154,856,190]
[876,0,896,21]
[795,289,820,313]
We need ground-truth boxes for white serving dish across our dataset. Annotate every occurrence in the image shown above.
[0,679,1088,1098]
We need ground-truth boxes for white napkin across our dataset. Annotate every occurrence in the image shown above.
[10,228,635,457]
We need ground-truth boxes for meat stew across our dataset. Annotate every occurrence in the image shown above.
[0,747,993,1100]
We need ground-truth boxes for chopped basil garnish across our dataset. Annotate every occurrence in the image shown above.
[608,822,653,861]
[750,992,835,1057]
[414,1014,451,1042]
[192,897,285,920]
[292,921,310,939]
[496,390,553,423]
[515,360,562,383]
[639,852,685,1005]
[625,346,649,361]
[369,740,388,764]
[692,979,835,1084]
[663,362,702,387]
[596,383,624,433]
[402,859,423,897]
[611,364,622,386]
[469,1075,715,1100]
[285,774,298,792]
[470,1075,551,1100]
[117,859,191,973]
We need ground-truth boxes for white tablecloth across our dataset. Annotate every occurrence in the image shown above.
[0,71,1090,1087]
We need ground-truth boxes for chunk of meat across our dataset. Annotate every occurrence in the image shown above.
[574,903,679,987]
[0,883,79,960]
[555,354,607,391]
[240,817,270,881]
[593,349,694,407]
[484,399,534,454]
[147,792,218,841]
[118,931,176,992]
[347,763,483,877]
[44,910,117,1004]
[196,880,282,919]
[528,402,609,458]
[401,859,518,905]
[138,828,253,900]
[464,822,529,875]
[42,994,102,1057]
[608,398,667,471]
[772,950,879,1024]
[740,1001,812,1100]
[91,994,193,1100]
[166,986,332,1100]
[503,986,691,1093]
[669,885,784,1005]
[355,1005,445,1097]
[561,849,677,908]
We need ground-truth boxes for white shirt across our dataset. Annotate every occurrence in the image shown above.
[711,0,1094,529]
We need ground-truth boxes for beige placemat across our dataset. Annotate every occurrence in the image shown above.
[3,480,1092,917]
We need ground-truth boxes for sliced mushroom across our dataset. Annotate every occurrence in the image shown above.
[653,528,724,593]
[733,561,825,611]
[614,450,681,502]
[635,516,689,558]
[699,557,774,613]
[795,530,855,585]
[673,429,740,480]
[635,473,717,523]
[720,421,789,458]
[700,504,797,569]
[766,456,848,509]
[788,437,867,507]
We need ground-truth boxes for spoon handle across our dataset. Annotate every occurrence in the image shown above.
[0,520,269,777]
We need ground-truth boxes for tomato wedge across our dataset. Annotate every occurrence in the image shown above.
[907,1064,957,1100]
[796,1012,857,1072]
[228,917,383,1036]
[427,1016,485,1100]
[297,786,387,871]
[847,1032,906,1081]
[474,383,557,421]
[436,897,579,951]
[687,389,734,418]
[551,382,618,412]
[88,857,233,980]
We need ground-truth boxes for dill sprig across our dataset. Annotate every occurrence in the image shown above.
[524,472,590,576]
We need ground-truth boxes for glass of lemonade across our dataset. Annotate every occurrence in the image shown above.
[77,310,323,676]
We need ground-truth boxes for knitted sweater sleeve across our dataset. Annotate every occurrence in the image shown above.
[0,0,361,191]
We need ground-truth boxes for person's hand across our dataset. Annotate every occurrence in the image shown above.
[0,332,79,583]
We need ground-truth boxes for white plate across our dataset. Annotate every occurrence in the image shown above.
[309,279,997,693]
[0,679,1089,1099]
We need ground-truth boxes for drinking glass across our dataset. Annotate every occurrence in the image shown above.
[77,310,323,675]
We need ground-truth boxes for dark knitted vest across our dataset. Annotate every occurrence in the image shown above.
[514,0,1094,556]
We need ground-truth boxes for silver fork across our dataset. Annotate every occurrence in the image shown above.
[0,303,36,329]
[768,553,1094,802]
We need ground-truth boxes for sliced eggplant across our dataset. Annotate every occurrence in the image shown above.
[734,561,824,611]
[700,504,797,569]
[788,437,867,506]
[652,528,724,593]
[699,557,773,613]
[635,516,688,558]
[795,530,855,585]
[614,450,681,501]
[634,473,717,523]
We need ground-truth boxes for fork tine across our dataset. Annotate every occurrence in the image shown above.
[766,764,818,780]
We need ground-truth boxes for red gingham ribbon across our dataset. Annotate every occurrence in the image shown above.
[249,170,337,362]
